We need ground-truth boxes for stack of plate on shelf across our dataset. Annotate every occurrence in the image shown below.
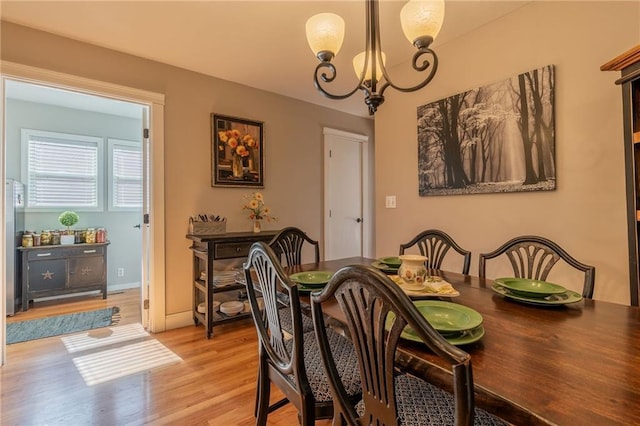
[220,300,244,316]
[492,277,583,306]
[371,256,402,274]
[212,270,240,288]
[387,300,484,346]
[197,300,221,313]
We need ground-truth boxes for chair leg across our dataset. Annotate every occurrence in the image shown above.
[255,364,270,426]
[254,364,261,417]
[299,399,315,426]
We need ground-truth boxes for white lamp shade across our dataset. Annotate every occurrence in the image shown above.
[353,51,387,81]
[400,0,445,45]
[306,13,345,56]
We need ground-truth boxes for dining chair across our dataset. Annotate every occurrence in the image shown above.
[269,226,320,268]
[243,242,361,425]
[478,235,596,299]
[399,229,472,275]
[310,264,506,426]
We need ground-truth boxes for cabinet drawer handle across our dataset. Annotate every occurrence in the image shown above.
[36,253,52,257]
[236,247,241,252]
[83,250,97,254]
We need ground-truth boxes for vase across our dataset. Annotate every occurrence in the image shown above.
[398,254,428,288]
[232,155,244,178]
[253,219,261,233]
[248,148,257,172]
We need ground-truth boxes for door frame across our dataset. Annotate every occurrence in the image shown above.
[0,61,167,365]
[323,127,373,260]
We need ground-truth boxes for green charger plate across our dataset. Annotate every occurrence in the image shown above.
[371,260,399,274]
[295,282,327,293]
[378,256,402,268]
[400,324,485,346]
[492,283,583,306]
[494,277,566,298]
[289,271,333,287]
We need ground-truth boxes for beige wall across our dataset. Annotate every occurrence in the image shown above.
[374,1,639,304]
[0,21,374,318]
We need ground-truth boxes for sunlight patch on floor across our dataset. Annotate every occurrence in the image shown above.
[72,339,182,386]
[62,323,149,353]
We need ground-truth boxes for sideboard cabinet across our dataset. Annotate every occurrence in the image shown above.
[602,44,640,305]
[19,242,109,311]
[186,231,279,338]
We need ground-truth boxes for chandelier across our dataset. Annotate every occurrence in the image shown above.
[305,0,445,115]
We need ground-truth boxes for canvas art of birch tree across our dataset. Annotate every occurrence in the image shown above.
[417,64,555,196]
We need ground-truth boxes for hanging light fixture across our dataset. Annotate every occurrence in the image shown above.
[305,0,445,115]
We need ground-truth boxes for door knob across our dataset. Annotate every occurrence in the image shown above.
[133,224,141,229]
[356,218,362,223]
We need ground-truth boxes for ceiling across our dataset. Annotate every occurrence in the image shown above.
[1,0,529,117]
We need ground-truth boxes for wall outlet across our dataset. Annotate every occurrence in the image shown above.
[117,267,125,277]
[385,195,397,208]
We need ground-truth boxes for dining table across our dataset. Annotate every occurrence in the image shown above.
[290,257,640,426]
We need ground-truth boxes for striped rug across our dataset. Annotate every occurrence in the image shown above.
[62,323,149,353]
[72,339,182,386]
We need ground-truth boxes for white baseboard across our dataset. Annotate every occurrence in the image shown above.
[108,282,141,292]
[165,310,195,330]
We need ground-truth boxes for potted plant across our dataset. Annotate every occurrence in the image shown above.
[58,211,79,245]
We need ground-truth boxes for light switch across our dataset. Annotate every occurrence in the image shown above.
[385,195,396,208]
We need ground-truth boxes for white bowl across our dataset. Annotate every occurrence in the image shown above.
[198,300,221,313]
[220,300,244,316]
[213,300,221,312]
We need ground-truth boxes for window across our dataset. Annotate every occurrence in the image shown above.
[21,129,104,211]
[108,139,142,211]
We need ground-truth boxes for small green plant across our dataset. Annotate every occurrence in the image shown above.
[58,211,79,234]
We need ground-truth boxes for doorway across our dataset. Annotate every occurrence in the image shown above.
[323,127,373,260]
[0,62,166,365]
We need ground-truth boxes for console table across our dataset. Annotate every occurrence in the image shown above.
[19,242,109,311]
[186,231,279,338]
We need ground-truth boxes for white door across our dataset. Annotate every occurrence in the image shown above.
[323,128,369,260]
[141,108,150,328]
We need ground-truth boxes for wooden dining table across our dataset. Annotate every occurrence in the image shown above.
[291,257,640,426]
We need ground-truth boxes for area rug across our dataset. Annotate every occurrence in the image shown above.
[6,307,120,344]
[62,323,149,353]
[72,339,182,386]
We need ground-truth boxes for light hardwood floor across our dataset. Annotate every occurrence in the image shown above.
[2,290,329,425]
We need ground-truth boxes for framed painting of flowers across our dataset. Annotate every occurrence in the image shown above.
[212,113,264,187]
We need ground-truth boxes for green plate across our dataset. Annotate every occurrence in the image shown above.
[387,300,483,334]
[371,261,399,274]
[492,283,583,306]
[295,282,327,293]
[378,256,402,268]
[400,324,485,346]
[494,277,566,298]
[289,271,333,287]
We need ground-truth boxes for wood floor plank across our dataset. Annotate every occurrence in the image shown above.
[2,289,331,425]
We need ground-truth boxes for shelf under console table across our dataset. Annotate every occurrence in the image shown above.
[186,230,279,338]
[18,242,110,311]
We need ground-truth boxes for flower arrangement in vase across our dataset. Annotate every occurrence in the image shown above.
[58,211,79,245]
[218,128,259,177]
[242,192,275,233]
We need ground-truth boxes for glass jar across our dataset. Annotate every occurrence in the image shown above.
[51,231,61,245]
[74,229,84,244]
[96,228,106,243]
[22,234,33,247]
[41,230,52,245]
[32,233,41,246]
[85,228,96,244]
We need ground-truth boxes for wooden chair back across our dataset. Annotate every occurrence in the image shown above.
[269,226,320,267]
[400,229,472,275]
[478,235,595,298]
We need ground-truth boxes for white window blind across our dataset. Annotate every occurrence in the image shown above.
[22,130,103,209]
[109,139,142,210]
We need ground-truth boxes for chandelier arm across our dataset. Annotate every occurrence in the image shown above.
[313,62,370,100]
[380,48,439,96]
